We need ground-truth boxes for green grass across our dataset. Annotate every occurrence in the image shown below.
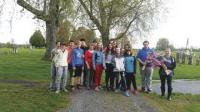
[142,93,200,112]
[0,83,69,112]
[151,63,200,80]
[0,48,69,112]
[0,48,50,81]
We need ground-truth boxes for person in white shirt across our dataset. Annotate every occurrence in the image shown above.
[55,43,69,93]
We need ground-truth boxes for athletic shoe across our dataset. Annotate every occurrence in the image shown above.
[115,89,120,93]
[95,87,100,91]
[71,87,75,91]
[146,89,152,94]
[87,87,90,90]
[133,90,138,95]
[110,88,115,92]
[140,88,145,92]
[167,96,172,101]
[63,89,68,92]
[124,91,130,97]
[55,90,60,94]
[77,85,81,89]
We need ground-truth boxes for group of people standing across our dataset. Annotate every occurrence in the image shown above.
[49,39,176,101]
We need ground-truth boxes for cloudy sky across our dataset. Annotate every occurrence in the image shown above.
[0,0,200,48]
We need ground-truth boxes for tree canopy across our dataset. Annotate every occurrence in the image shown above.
[30,30,45,48]
[76,0,164,46]
[156,38,174,50]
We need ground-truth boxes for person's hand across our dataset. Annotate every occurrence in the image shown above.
[73,67,76,70]
[141,61,146,65]
[87,65,90,69]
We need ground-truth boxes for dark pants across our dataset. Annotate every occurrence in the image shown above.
[83,63,87,86]
[160,74,172,97]
[68,64,74,86]
[105,63,113,88]
[125,72,137,90]
[75,65,83,77]
[86,68,94,88]
[114,71,126,91]
[75,65,83,86]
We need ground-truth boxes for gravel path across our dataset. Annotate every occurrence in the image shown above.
[58,89,157,112]
[152,79,200,95]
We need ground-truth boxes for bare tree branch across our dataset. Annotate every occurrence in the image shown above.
[114,12,138,40]
[17,0,48,21]
[114,0,145,40]
[78,0,102,32]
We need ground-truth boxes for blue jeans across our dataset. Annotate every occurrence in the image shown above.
[56,66,68,91]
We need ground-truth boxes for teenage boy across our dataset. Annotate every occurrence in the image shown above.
[72,41,84,90]
[49,41,60,91]
[67,40,75,88]
[55,43,68,93]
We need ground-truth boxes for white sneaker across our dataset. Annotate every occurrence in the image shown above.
[125,91,130,97]
[115,89,120,93]
[55,90,60,94]
[63,89,68,92]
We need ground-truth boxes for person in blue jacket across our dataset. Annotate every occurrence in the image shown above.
[71,41,84,90]
[124,49,138,96]
[92,43,106,91]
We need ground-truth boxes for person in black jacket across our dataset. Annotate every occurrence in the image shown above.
[159,48,176,101]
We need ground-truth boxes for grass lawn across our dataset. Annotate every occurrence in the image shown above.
[0,48,50,80]
[142,93,200,112]
[152,63,200,80]
[0,48,69,112]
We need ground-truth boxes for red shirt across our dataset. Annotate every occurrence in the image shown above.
[67,47,73,64]
[84,50,93,68]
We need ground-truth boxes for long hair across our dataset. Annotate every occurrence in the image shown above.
[105,43,114,55]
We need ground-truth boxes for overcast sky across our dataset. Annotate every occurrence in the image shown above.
[0,0,200,48]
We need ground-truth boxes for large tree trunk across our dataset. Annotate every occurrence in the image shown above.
[100,27,110,47]
[44,21,57,58]
[44,0,59,59]
[101,32,109,47]
[17,0,59,59]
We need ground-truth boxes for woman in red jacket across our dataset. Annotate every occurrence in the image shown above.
[84,43,94,90]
